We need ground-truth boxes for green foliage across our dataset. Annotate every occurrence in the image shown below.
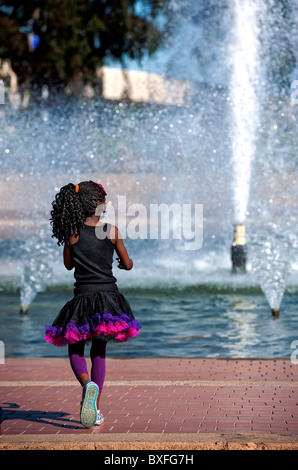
[0,0,168,87]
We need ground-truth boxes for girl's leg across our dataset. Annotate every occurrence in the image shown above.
[90,339,107,408]
[68,341,89,387]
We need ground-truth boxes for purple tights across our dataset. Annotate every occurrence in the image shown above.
[68,339,107,393]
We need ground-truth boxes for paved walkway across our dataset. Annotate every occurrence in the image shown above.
[0,357,298,450]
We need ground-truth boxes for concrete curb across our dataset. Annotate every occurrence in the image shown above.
[1,432,298,450]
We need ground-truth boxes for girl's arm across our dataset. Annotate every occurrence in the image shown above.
[63,243,74,270]
[63,233,78,270]
[111,226,133,270]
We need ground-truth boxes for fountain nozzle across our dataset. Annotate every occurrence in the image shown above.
[20,306,29,316]
[231,224,247,273]
[271,308,279,319]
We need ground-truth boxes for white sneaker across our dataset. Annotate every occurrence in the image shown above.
[95,410,104,426]
[80,381,99,428]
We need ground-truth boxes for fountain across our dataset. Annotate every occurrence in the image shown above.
[228,0,298,315]
[0,0,297,322]
[231,224,247,274]
[228,0,263,274]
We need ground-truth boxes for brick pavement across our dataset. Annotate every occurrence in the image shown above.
[0,357,298,450]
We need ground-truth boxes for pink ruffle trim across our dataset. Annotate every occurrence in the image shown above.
[44,320,140,346]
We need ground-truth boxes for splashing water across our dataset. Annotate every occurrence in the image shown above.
[19,233,56,312]
[229,0,262,224]
[0,0,297,317]
[249,224,296,311]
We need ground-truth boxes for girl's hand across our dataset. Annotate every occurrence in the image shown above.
[116,257,125,269]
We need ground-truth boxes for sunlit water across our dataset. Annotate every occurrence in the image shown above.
[1,287,297,359]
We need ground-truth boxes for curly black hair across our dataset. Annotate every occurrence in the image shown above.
[50,180,106,246]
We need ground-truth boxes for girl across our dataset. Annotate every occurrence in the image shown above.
[44,180,141,428]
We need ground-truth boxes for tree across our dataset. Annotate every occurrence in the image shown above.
[0,0,168,89]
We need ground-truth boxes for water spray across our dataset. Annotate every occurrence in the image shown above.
[231,224,247,273]
[229,0,261,275]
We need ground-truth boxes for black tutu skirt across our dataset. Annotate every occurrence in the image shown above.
[44,286,141,346]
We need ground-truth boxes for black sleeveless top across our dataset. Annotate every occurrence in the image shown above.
[70,223,117,295]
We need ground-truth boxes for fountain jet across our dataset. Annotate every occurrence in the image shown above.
[231,224,247,273]
[229,0,262,275]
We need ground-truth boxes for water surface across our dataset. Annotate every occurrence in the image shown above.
[1,287,297,359]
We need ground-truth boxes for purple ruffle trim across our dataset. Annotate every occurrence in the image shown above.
[44,311,141,346]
